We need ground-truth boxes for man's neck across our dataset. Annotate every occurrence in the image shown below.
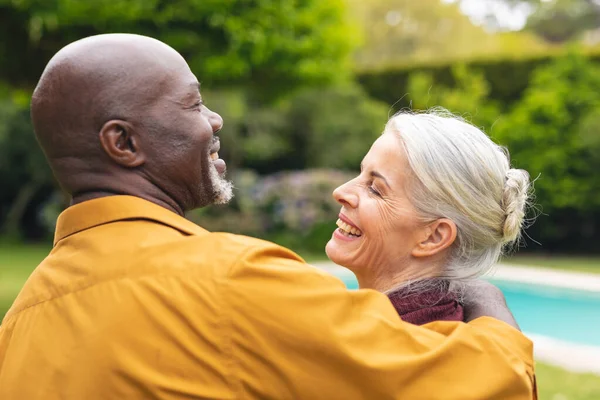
[63,167,187,216]
[70,188,184,217]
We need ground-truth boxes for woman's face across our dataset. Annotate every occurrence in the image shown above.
[325,132,427,279]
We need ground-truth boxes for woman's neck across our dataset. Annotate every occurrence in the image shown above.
[356,259,444,293]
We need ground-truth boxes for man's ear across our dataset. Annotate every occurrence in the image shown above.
[98,120,145,167]
[412,218,457,258]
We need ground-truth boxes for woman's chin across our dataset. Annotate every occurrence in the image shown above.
[325,238,356,270]
[325,239,335,260]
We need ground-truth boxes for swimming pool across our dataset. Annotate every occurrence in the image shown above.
[327,268,600,347]
[490,279,600,347]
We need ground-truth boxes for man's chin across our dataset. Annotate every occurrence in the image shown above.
[209,165,234,205]
[212,182,233,205]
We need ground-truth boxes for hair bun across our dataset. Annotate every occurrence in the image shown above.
[502,168,530,243]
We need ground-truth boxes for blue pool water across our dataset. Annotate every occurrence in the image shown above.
[334,273,600,347]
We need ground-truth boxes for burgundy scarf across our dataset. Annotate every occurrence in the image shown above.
[386,280,464,325]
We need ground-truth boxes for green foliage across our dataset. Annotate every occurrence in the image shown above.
[204,83,390,174]
[0,91,54,238]
[200,89,292,171]
[347,0,550,70]
[526,0,600,43]
[490,51,600,249]
[493,51,600,213]
[0,0,356,98]
[406,64,499,128]
[285,84,389,170]
[357,47,600,112]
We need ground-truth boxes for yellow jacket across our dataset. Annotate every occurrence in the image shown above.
[0,196,535,399]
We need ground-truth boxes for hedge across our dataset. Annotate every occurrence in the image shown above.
[357,47,600,111]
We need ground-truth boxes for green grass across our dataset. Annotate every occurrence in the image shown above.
[0,243,51,320]
[1,243,600,398]
[296,251,329,263]
[504,255,600,274]
[536,362,600,400]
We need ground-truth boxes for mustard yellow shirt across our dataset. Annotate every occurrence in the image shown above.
[0,196,536,399]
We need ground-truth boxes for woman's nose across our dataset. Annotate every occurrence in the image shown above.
[333,181,359,209]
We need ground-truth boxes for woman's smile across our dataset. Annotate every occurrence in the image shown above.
[333,213,363,241]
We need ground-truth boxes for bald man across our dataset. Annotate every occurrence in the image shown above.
[0,34,536,400]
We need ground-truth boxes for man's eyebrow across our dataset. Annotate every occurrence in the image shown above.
[178,82,201,104]
[371,171,390,189]
[184,82,201,97]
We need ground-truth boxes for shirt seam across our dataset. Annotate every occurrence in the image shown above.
[53,218,197,246]
[4,264,202,325]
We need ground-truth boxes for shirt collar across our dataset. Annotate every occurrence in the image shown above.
[54,195,208,245]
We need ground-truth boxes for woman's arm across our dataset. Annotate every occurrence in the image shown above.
[462,280,520,330]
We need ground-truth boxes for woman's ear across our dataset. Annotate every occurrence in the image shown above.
[98,120,145,167]
[412,218,457,258]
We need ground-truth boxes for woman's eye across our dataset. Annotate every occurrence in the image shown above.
[368,186,381,197]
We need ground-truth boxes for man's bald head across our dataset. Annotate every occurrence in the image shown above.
[32,34,187,159]
[31,34,231,213]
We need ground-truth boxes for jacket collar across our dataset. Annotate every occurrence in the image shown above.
[54,195,207,245]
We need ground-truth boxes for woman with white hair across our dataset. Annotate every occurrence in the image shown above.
[326,110,531,325]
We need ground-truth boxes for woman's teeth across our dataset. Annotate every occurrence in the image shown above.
[210,152,219,161]
[336,219,362,237]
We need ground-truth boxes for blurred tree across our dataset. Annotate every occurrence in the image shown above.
[210,83,390,175]
[348,0,548,70]
[406,63,500,128]
[348,0,485,68]
[0,0,356,98]
[285,84,389,171]
[526,0,600,43]
[461,0,600,43]
[450,0,539,31]
[494,50,600,212]
[493,50,600,249]
[0,88,55,240]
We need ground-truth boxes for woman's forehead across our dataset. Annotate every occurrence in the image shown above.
[362,134,413,185]
[365,135,403,167]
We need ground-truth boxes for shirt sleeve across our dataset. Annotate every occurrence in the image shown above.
[223,243,536,400]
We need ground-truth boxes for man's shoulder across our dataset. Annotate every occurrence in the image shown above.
[176,231,304,260]
[136,231,307,277]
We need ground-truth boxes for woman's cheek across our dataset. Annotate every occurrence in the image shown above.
[375,200,402,233]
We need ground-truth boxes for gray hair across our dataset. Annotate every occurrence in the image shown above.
[384,109,532,295]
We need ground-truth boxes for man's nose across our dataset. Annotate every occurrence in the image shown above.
[333,181,359,209]
[207,108,223,133]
